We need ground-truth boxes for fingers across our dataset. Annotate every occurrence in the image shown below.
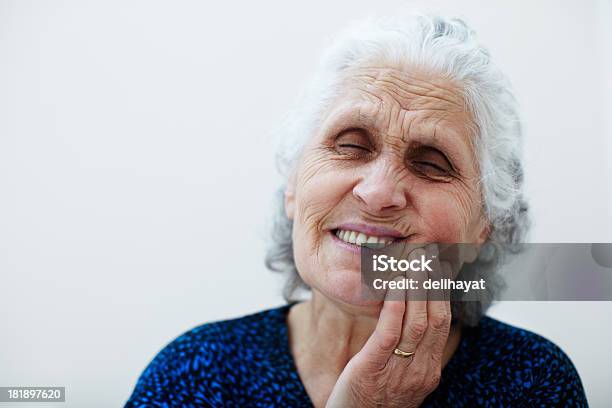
[360,244,453,373]
[359,275,406,369]
[416,258,453,361]
[395,247,428,357]
[396,245,452,366]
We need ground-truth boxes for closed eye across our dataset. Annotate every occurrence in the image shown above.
[338,143,369,150]
[412,161,449,176]
[334,129,373,156]
[408,145,455,179]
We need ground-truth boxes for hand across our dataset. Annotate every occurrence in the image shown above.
[326,244,454,408]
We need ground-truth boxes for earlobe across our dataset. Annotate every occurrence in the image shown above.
[478,221,491,244]
[284,189,295,220]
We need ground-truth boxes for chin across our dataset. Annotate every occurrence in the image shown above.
[312,268,385,315]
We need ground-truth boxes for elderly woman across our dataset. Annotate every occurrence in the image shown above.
[126,14,587,407]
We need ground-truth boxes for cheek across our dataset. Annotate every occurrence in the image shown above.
[291,158,356,267]
[412,185,480,242]
[294,157,355,234]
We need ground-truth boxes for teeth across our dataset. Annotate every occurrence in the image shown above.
[334,229,396,247]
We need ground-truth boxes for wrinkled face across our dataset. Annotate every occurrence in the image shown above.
[285,65,489,307]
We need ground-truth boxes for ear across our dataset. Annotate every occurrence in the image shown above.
[464,220,491,263]
[477,220,491,244]
[284,171,297,220]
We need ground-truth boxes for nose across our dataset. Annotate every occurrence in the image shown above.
[352,160,408,213]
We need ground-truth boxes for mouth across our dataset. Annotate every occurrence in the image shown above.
[331,225,405,249]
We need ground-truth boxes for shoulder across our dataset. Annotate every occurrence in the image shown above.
[125,305,292,407]
[151,304,290,357]
[456,316,588,406]
[475,317,578,370]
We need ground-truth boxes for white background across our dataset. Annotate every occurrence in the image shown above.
[1,1,611,407]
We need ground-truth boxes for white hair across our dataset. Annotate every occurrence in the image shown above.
[266,13,530,326]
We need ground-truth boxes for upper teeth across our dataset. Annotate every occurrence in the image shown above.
[335,229,395,246]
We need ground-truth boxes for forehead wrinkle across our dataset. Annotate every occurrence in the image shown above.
[362,65,460,93]
[346,67,465,112]
[387,98,405,139]
[354,93,407,141]
[385,69,464,107]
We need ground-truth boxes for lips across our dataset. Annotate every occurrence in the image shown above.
[334,228,396,246]
[332,221,410,249]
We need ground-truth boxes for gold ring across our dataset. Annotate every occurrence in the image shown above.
[393,348,415,358]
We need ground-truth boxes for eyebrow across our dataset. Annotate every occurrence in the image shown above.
[326,104,464,145]
[321,103,475,171]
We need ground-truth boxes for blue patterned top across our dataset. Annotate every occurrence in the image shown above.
[125,304,588,407]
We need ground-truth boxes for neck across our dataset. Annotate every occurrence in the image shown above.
[289,293,379,369]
